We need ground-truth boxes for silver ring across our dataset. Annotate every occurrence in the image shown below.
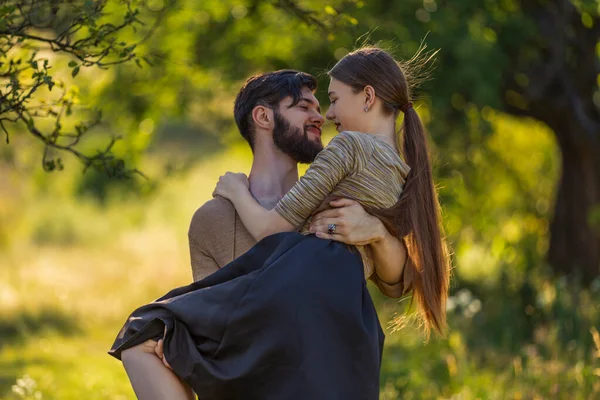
[327,223,337,235]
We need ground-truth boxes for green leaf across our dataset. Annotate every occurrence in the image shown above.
[72,66,80,78]
[68,61,78,67]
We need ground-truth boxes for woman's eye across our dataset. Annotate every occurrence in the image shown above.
[299,106,308,110]
[330,99,337,104]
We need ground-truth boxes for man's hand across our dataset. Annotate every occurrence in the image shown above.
[311,198,408,293]
[155,327,173,370]
[309,198,386,245]
[212,172,249,201]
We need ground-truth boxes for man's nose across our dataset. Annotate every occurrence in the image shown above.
[312,111,325,127]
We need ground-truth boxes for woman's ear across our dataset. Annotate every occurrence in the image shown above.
[363,85,376,111]
[252,105,274,130]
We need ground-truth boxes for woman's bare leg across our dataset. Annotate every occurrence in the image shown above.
[121,340,195,400]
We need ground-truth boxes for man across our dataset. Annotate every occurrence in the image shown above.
[188,70,410,296]
[121,70,410,400]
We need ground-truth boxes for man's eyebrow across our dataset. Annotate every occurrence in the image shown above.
[299,97,315,104]
[299,97,321,113]
[327,91,336,97]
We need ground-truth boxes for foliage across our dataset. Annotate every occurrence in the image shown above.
[0,0,170,177]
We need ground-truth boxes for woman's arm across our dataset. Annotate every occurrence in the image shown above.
[272,131,362,229]
[228,188,294,241]
[213,172,294,241]
[216,132,363,242]
[369,226,407,285]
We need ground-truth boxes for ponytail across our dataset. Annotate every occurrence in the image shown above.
[366,104,450,339]
[396,105,450,339]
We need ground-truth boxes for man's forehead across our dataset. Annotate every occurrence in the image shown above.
[281,87,320,106]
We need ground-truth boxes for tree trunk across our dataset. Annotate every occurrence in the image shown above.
[502,0,600,282]
[548,125,600,282]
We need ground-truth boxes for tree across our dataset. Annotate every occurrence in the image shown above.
[500,0,600,282]
[0,0,170,177]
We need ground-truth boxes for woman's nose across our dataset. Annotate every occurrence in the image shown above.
[325,108,334,121]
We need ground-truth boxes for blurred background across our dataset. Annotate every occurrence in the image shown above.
[1,0,599,399]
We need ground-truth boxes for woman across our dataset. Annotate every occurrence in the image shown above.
[109,47,450,399]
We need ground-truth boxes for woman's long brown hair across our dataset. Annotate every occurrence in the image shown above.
[328,47,451,339]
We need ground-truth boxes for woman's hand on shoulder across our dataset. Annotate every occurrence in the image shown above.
[309,198,386,245]
[212,172,249,201]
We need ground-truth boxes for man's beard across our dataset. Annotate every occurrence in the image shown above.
[272,111,323,164]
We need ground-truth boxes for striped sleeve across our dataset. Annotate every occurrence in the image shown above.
[273,131,361,229]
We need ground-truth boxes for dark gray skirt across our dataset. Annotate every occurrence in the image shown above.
[109,232,384,400]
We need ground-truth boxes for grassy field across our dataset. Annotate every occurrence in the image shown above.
[1,121,599,399]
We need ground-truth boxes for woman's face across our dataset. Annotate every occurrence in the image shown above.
[325,77,368,133]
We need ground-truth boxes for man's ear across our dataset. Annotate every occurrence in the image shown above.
[252,105,274,130]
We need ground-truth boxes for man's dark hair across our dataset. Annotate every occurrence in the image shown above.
[233,70,318,150]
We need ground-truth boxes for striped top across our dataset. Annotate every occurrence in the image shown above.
[274,130,411,279]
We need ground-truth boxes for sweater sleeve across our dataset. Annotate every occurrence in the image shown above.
[273,131,364,229]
